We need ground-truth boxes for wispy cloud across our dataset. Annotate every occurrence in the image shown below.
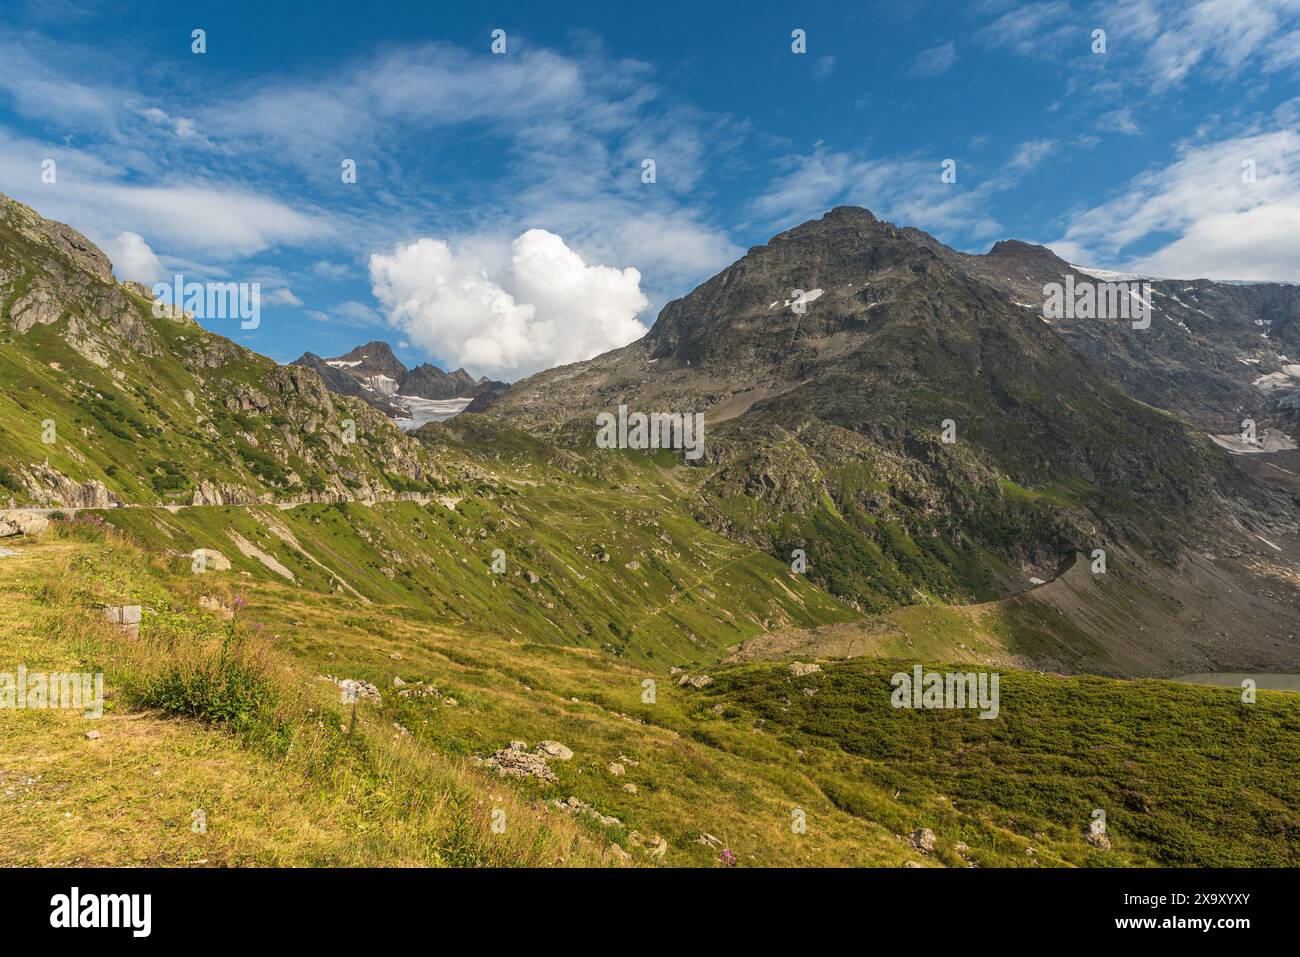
[910,41,958,76]
[1050,103,1300,280]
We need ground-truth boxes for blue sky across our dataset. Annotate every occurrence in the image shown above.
[2,0,1298,379]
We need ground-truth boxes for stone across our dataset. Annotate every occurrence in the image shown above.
[485,744,557,783]
[190,548,231,571]
[535,740,573,761]
[607,762,625,776]
[0,511,49,538]
[197,595,233,619]
[1084,828,1112,851]
[326,677,381,704]
[85,730,101,740]
[608,844,632,864]
[677,674,713,689]
[909,828,937,854]
[103,605,142,637]
[789,661,821,676]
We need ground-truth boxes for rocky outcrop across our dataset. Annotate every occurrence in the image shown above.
[677,674,713,688]
[320,676,382,704]
[484,740,559,782]
[190,480,267,507]
[190,548,231,571]
[19,463,117,509]
[2,194,113,282]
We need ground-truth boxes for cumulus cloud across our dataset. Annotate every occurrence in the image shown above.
[103,231,164,283]
[370,230,649,379]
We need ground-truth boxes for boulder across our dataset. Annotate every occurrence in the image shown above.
[486,742,557,783]
[677,674,713,689]
[535,740,573,761]
[789,661,821,676]
[0,511,49,537]
[909,828,937,854]
[191,548,231,571]
[325,677,381,704]
[1084,827,1112,851]
[103,605,141,638]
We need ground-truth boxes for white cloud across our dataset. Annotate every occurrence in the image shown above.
[370,230,649,379]
[0,33,736,331]
[976,2,1075,58]
[103,231,164,283]
[310,260,350,280]
[1051,117,1300,280]
[978,0,1300,95]
[749,145,1014,238]
[306,301,382,328]
[910,41,958,76]
[263,288,302,307]
[1008,139,1056,171]
[1097,0,1300,92]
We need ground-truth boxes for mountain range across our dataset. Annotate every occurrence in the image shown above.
[2,191,1298,867]
[292,340,507,424]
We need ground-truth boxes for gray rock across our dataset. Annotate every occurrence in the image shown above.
[486,744,557,783]
[677,674,713,689]
[535,740,573,761]
[0,511,49,538]
[909,828,936,854]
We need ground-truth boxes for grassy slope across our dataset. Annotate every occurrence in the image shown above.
[706,660,1300,867]
[91,447,854,667]
[0,265,440,505]
[0,533,607,867]
[4,522,1297,867]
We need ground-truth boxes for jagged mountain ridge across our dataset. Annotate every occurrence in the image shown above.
[291,340,508,419]
[926,237,1300,434]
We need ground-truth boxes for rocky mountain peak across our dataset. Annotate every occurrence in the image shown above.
[330,340,407,380]
[1,191,114,282]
